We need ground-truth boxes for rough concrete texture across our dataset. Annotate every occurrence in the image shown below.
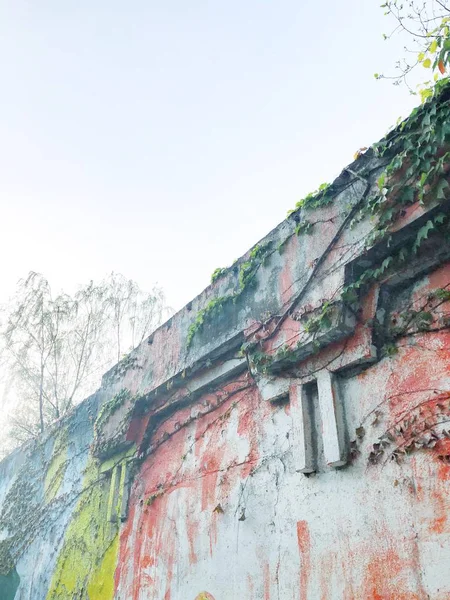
[1,94,450,599]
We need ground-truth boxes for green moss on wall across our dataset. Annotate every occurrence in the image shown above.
[86,534,119,600]
[45,456,119,600]
[44,430,69,503]
[92,389,134,458]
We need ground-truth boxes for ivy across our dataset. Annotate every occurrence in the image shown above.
[386,284,450,345]
[191,81,450,367]
[246,303,338,375]
[413,219,435,253]
[287,182,332,217]
[238,243,272,290]
[295,220,314,236]
[94,389,131,436]
[303,301,333,334]
[186,296,231,347]
[287,82,450,249]
[344,210,450,306]
[431,288,450,302]
[366,80,450,232]
[187,242,273,347]
[367,393,450,466]
[210,267,228,284]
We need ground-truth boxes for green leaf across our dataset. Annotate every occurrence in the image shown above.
[419,172,428,187]
[380,256,393,273]
[414,220,435,252]
[434,212,447,224]
[423,58,432,68]
[399,247,408,262]
[436,179,450,200]
[420,87,433,103]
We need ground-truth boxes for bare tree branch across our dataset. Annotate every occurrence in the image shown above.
[0,272,169,451]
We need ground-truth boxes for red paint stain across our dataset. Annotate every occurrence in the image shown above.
[361,284,378,321]
[162,511,177,592]
[187,512,199,565]
[279,234,299,308]
[427,263,450,290]
[431,508,447,534]
[140,554,154,569]
[264,562,271,600]
[383,334,450,419]
[338,535,357,600]
[297,520,311,600]
[389,200,426,233]
[419,445,450,535]
[407,445,450,548]
[200,452,223,512]
[115,423,189,599]
[247,574,255,599]
[361,546,421,600]
[116,378,264,596]
[237,387,264,478]
[127,413,151,447]
[435,438,450,476]
[319,552,335,600]
[262,316,301,356]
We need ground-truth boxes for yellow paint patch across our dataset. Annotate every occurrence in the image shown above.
[44,430,68,503]
[46,457,119,599]
[87,534,119,600]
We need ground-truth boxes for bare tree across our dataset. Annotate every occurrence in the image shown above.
[1,273,69,436]
[0,272,169,451]
[104,273,139,363]
[125,283,166,349]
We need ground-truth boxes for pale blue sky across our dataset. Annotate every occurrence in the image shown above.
[0,1,419,310]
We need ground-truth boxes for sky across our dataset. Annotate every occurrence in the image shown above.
[0,0,421,312]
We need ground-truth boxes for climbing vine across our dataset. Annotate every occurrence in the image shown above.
[94,389,131,435]
[188,80,450,358]
[242,80,450,371]
[187,242,273,346]
[92,389,134,458]
[286,182,332,216]
[348,391,450,467]
[361,81,450,236]
[210,267,229,284]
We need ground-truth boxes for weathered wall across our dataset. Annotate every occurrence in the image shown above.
[1,89,450,600]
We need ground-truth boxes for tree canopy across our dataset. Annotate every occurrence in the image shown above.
[0,272,169,453]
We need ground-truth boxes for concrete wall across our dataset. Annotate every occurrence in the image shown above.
[1,95,450,599]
